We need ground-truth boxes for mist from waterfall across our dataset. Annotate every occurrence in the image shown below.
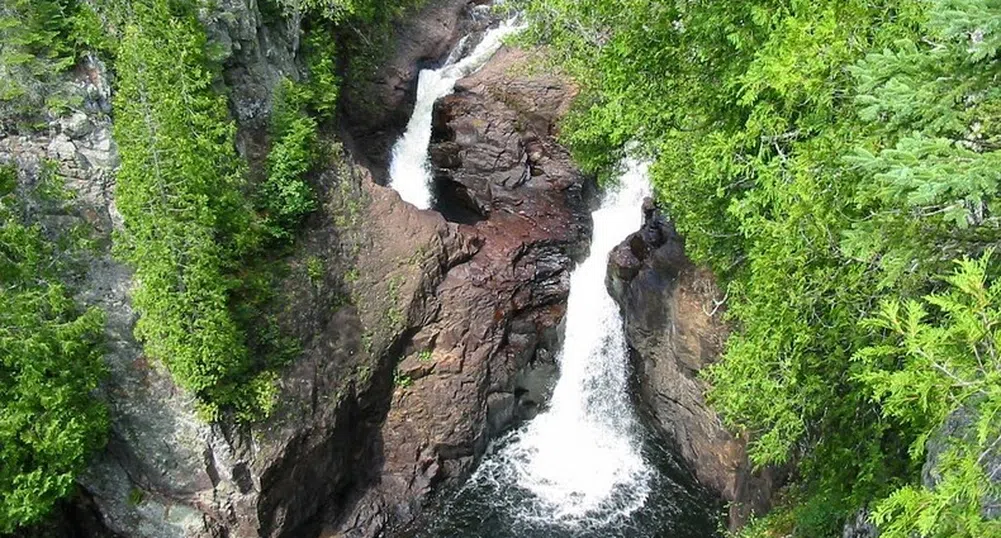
[466,157,655,526]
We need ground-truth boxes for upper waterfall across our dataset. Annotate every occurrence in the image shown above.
[387,18,524,209]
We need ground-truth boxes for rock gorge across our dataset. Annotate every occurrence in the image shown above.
[2,1,756,536]
[606,203,780,530]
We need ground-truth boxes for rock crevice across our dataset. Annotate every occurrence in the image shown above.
[606,202,780,528]
[324,46,592,538]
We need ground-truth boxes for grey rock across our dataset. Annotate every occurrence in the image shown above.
[843,509,879,538]
[924,405,1001,520]
[62,111,94,138]
[77,128,119,171]
[79,54,114,115]
[48,134,77,162]
[201,0,299,129]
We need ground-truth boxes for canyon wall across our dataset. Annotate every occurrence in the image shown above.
[606,203,780,529]
[0,2,591,536]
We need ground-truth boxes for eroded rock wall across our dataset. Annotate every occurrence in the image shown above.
[0,2,592,537]
[326,46,592,538]
[606,203,779,528]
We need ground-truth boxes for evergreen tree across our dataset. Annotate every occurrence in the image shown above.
[0,164,107,533]
[517,0,1001,534]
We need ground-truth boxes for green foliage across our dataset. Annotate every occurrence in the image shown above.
[257,23,348,241]
[306,256,324,283]
[394,368,413,389]
[261,79,319,241]
[0,163,108,533]
[0,165,16,196]
[520,0,1001,535]
[0,0,108,130]
[126,488,145,507]
[112,0,275,422]
[272,0,425,24]
[857,254,1001,538]
[302,29,341,121]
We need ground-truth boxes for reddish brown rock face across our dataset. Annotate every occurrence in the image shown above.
[3,3,591,537]
[606,205,782,529]
[324,48,593,537]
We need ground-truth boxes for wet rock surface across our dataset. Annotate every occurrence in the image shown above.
[606,204,779,529]
[429,48,583,224]
[325,46,591,538]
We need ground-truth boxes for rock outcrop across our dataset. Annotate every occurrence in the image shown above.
[0,51,120,538]
[203,0,299,129]
[843,509,879,538]
[606,203,779,528]
[325,46,591,537]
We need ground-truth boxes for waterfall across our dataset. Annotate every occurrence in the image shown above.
[470,157,655,527]
[387,18,524,209]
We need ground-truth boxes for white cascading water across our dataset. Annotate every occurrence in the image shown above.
[472,157,655,525]
[388,17,524,209]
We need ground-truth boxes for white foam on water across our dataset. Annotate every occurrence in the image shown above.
[387,18,524,209]
[471,157,655,526]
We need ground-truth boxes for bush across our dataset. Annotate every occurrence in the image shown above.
[857,254,1001,538]
[260,79,319,241]
[517,0,1001,534]
[0,163,108,533]
[0,0,108,131]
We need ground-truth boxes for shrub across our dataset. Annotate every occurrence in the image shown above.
[260,79,319,241]
[0,0,108,131]
[0,163,108,532]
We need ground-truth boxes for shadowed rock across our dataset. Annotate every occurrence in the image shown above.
[606,203,781,529]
